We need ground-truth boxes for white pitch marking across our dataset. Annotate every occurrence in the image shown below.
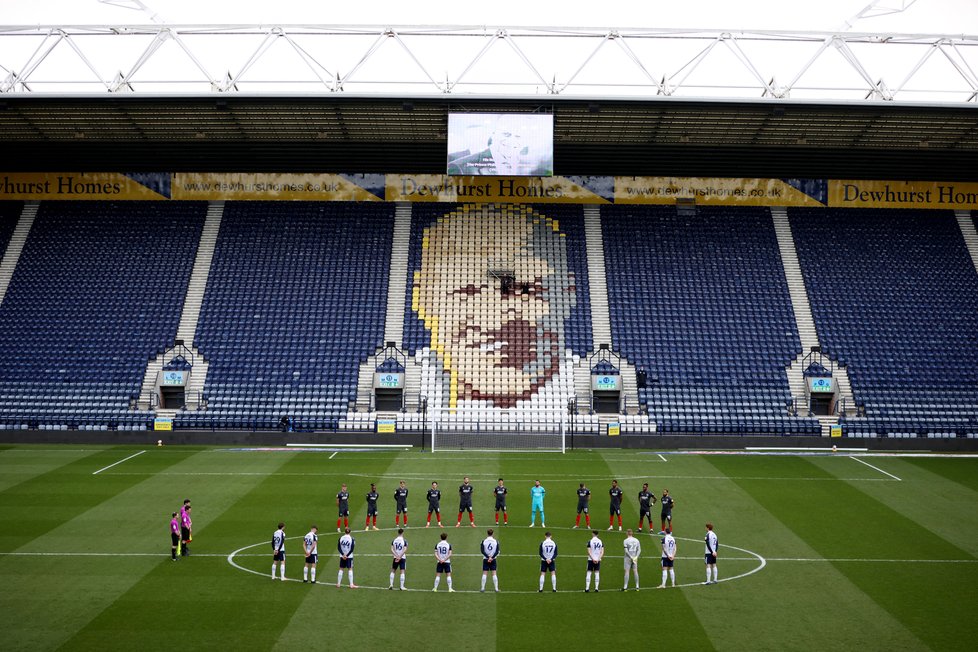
[100,471,897,482]
[92,450,146,475]
[658,453,667,462]
[329,452,338,460]
[851,455,902,481]
[286,443,412,449]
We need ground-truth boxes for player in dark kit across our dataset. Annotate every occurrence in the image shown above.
[608,479,623,531]
[494,478,509,525]
[457,476,475,527]
[426,481,443,528]
[365,483,379,530]
[637,483,657,532]
[659,488,675,534]
[574,483,591,528]
[394,480,409,527]
[336,483,350,532]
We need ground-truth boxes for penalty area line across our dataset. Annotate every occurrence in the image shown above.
[92,450,146,475]
[851,455,902,481]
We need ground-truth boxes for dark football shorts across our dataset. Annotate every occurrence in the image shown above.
[392,558,406,570]
[436,562,452,574]
[540,559,556,572]
[482,559,497,572]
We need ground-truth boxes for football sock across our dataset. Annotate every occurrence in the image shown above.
[539,575,545,591]
[713,567,719,582]
[395,515,400,525]
[311,568,316,583]
[457,514,462,525]
[434,576,441,589]
[400,573,405,589]
[337,519,341,530]
[661,569,667,586]
[495,514,499,524]
[343,517,348,528]
[540,509,545,524]
[303,567,309,581]
[706,568,711,583]
[272,564,277,579]
[427,514,432,524]
[372,516,377,527]
[617,515,622,526]
[389,571,395,587]
[172,548,177,560]
[436,515,441,524]
[575,514,581,526]
[481,575,487,591]
[594,571,600,591]
[338,570,344,586]
[404,515,408,525]
[281,563,285,580]
[624,571,629,589]
[469,513,474,524]
[669,569,675,586]
[503,513,508,524]
[492,575,498,591]
[447,576,453,590]
[348,570,354,586]
[634,570,639,588]
[551,574,557,590]
[366,517,370,528]
[610,516,614,527]
[585,516,590,527]
[585,573,591,591]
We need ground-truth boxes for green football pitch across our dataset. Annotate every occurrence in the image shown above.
[1,444,977,651]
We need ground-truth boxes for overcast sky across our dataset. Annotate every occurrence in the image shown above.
[4,0,976,32]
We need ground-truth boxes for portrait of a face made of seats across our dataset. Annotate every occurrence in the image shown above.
[407,204,582,412]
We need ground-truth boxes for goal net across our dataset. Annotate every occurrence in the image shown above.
[430,407,567,453]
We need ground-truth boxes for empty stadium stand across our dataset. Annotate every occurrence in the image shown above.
[178,201,394,431]
[0,201,206,430]
[791,208,978,437]
[602,204,821,435]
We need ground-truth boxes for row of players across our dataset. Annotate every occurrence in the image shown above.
[339,478,676,534]
[270,523,720,591]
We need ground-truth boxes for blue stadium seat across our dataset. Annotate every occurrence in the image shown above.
[791,208,978,437]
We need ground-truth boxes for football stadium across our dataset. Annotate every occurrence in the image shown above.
[1,1,977,650]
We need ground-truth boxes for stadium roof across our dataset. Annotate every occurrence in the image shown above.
[2,94,977,180]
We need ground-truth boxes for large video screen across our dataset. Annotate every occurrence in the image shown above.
[447,113,554,177]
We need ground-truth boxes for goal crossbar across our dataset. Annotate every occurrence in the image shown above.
[429,406,567,453]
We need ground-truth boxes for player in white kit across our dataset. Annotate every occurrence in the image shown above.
[704,522,719,585]
[433,532,454,592]
[337,527,358,588]
[584,531,604,592]
[658,531,677,588]
[622,529,641,591]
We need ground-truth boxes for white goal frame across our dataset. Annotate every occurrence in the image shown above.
[429,406,567,453]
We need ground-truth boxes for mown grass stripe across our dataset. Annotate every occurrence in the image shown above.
[707,455,975,651]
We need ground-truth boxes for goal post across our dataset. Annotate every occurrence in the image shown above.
[429,406,567,453]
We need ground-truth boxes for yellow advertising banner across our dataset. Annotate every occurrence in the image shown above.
[0,172,169,200]
[828,179,978,209]
[171,173,382,201]
[386,174,612,203]
[614,176,825,206]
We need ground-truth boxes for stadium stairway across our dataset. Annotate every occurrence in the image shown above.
[582,205,640,414]
[957,210,978,273]
[136,201,223,411]
[0,202,37,305]
[353,202,412,414]
[772,207,855,435]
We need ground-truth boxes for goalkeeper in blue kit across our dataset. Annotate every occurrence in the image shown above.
[529,480,546,527]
